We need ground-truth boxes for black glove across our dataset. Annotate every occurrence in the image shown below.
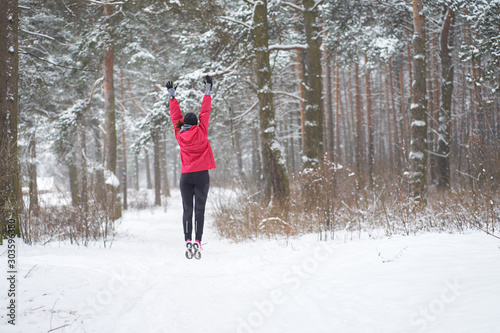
[204,75,212,95]
[166,81,177,99]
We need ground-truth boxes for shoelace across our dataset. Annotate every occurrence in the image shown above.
[195,241,207,250]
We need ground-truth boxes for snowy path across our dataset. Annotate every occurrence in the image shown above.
[1,190,500,333]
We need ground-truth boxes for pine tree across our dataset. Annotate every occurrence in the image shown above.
[103,4,120,219]
[302,0,324,166]
[437,7,455,190]
[0,0,22,242]
[409,0,428,202]
[252,0,290,207]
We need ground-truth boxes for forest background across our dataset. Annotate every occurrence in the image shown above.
[1,0,499,244]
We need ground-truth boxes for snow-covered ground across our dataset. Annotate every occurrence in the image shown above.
[1,190,500,333]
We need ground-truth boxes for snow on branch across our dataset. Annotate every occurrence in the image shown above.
[20,51,97,72]
[409,151,424,160]
[205,62,239,78]
[281,1,304,12]
[80,0,125,5]
[271,90,305,103]
[426,149,449,159]
[311,0,324,12]
[182,62,239,81]
[220,16,253,30]
[269,44,308,51]
[21,29,67,46]
[233,100,259,121]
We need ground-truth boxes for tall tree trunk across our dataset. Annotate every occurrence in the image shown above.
[161,132,170,197]
[296,50,306,155]
[251,124,262,187]
[68,155,79,207]
[152,129,161,206]
[325,50,334,160]
[145,149,152,189]
[173,147,179,187]
[252,0,289,207]
[388,58,401,157]
[409,0,428,202]
[0,0,21,240]
[302,0,324,165]
[354,61,365,180]
[427,34,437,185]
[406,29,413,108]
[0,1,8,238]
[28,131,39,214]
[365,54,374,187]
[103,4,120,219]
[229,104,246,186]
[80,115,88,215]
[385,63,394,166]
[437,8,455,190]
[91,119,106,205]
[120,70,128,210]
[335,60,343,162]
[288,111,296,174]
[399,63,407,154]
[344,68,355,166]
[134,153,140,191]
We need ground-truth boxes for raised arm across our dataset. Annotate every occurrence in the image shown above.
[170,98,183,132]
[166,81,182,132]
[198,95,211,135]
[199,75,213,135]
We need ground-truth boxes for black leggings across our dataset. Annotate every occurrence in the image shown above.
[179,170,210,242]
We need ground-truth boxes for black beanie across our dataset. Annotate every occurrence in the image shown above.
[184,112,198,126]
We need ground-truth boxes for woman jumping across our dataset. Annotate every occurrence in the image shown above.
[166,76,216,260]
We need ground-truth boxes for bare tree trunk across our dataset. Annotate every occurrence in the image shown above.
[345,67,355,166]
[406,29,413,107]
[384,63,394,166]
[145,149,152,189]
[296,50,306,155]
[228,103,246,185]
[251,124,262,186]
[0,1,8,239]
[0,0,21,240]
[325,50,334,160]
[437,8,455,190]
[68,155,79,207]
[134,153,140,191]
[173,147,178,187]
[152,130,161,206]
[399,64,407,154]
[335,60,343,163]
[91,119,106,205]
[103,4,120,219]
[354,61,365,180]
[388,58,401,156]
[252,0,289,207]
[365,54,374,187]
[161,133,170,197]
[80,115,88,215]
[302,0,324,165]
[288,111,296,174]
[409,0,428,202]
[120,70,128,210]
[427,33,438,185]
[28,131,39,214]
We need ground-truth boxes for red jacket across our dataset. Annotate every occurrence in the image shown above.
[170,95,216,173]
